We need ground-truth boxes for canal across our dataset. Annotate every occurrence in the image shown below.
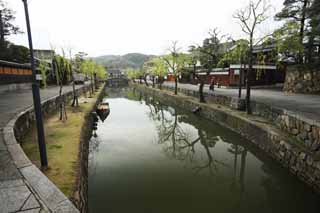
[88,87,320,213]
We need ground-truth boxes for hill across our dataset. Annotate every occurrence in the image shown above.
[92,53,154,69]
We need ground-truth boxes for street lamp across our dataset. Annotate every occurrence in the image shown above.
[22,0,48,169]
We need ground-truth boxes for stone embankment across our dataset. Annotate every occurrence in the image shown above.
[162,84,320,158]
[135,84,320,193]
[1,85,92,212]
[74,86,106,213]
[284,66,320,94]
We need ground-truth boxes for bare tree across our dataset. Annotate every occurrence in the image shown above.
[163,41,182,95]
[233,0,271,114]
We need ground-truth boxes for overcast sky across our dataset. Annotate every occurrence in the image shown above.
[7,0,283,57]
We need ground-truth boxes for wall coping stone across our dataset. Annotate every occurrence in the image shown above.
[1,87,90,212]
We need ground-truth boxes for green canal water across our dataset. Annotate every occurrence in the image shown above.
[88,88,320,213]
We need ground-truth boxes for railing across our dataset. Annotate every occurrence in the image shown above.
[0,60,32,84]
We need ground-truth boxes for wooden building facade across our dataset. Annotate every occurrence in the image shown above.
[0,60,32,84]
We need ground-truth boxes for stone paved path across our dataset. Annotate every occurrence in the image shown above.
[0,84,85,212]
[163,82,320,122]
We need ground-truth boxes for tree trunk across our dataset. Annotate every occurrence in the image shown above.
[0,10,4,45]
[90,75,94,96]
[152,77,155,88]
[71,73,78,107]
[144,76,149,87]
[246,36,253,114]
[59,85,67,121]
[239,149,247,193]
[94,73,98,90]
[199,80,205,103]
[299,0,309,63]
[174,77,178,95]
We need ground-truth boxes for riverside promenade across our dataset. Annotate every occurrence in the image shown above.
[0,84,85,213]
[163,82,320,122]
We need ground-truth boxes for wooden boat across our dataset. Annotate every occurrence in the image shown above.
[96,102,110,122]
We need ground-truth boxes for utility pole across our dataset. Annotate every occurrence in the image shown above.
[22,0,48,169]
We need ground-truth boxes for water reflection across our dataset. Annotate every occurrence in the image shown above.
[144,94,247,179]
[88,88,320,213]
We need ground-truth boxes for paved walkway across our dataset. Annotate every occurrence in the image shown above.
[0,84,84,213]
[163,82,320,122]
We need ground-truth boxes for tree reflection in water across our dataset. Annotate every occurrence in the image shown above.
[228,144,247,193]
[144,95,226,175]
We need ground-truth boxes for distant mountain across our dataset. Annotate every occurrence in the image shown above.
[92,53,155,69]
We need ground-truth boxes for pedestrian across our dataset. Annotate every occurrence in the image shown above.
[209,77,215,93]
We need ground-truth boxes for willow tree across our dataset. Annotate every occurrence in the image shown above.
[149,57,168,90]
[80,60,96,96]
[95,64,107,87]
[126,68,140,83]
[233,0,271,114]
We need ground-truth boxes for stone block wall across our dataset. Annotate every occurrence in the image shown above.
[284,66,320,94]
[74,86,105,213]
[161,84,320,158]
[14,85,91,143]
[8,85,93,213]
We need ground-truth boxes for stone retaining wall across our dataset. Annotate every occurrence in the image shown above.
[135,84,320,193]
[284,66,320,94]
[161,84,320,157]
[74,86,106,213]
[3,85,92,212]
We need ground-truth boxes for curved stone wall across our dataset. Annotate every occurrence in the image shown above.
[3,85,91,212]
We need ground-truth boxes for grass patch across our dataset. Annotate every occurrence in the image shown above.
[21,88,103,197]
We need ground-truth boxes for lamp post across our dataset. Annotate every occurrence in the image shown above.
[22,0,48,169]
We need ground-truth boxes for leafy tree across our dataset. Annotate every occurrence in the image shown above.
[198,29,226,70]
[218,40,249,67]
[126,68,141,83]
[233,0,271,114]
[0,0,22,45]
[0,42,30,63]
[96,64,107,80]
[275,0,313,63]
[38,60,47,88]
[196,28,227,103]
[148,57,168,89]
[80,59,96,96]
[74,52,87,73]
[273,21,304,63]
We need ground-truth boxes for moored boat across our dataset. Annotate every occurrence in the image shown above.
[96,102,110,122]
